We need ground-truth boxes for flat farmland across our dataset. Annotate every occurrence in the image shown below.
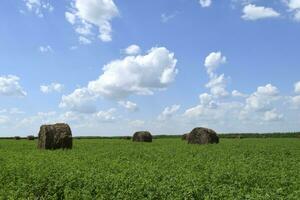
[0,138,299,199]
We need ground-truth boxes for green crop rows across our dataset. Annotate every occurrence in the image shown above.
[0,138,299,199]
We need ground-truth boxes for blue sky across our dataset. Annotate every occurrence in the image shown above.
[1,0,300,136]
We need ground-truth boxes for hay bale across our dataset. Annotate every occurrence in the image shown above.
[182,133,189,140]
[38,123,72,150]
[187,127,219,144]
[132,131,152,142]
[14,136,21,140]
[27,135,35,140]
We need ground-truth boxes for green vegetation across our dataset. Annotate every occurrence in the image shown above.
[0,138,299,199]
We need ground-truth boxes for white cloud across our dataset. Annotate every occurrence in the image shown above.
[0,75,27,97]
[96,108,117,122]
[263,109,283,121]
[184,101,243,123]
[39,45,53,53]
[201,52,229,98]
[124,45,141,55]
[40,83,64,93]
[204,51,226,76]
[242,4,280,20]
[199,0,212,8]
[129,119,145,127]
[75,21,93,36]
[161,12,179,23]
[65,12,76,24]
[87,46,178,99]
[287,0,300,10]
[158,104,180,121]
[66,0,119,43]
[118,101,138,112]
[79,36,92,45]
[256,84,279,96]
[205,74,229,97]
[61,46,177,113]
[294,10,300,21]
[24,0,53,17]
[291,95,300,108]
[18,111,58,128]
[199,93,217,108]
[0,115,9,125]
[285,0,300,21]
[0,108,24,115]
[60,88,97,113]
[245,84,279,112]
[70,46,78,50]
[294,81,300,93]
[232,90,247,97]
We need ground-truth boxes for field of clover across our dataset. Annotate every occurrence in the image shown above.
[0,138,299,199]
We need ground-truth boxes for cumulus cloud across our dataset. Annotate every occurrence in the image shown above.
[294,81,300,93]
[124,45,141,55]
[284,0,300,21]
[290,95,300,108]
[294,11,300,21]
[39,45,53,53]
[65,11,76,24]
[79,36,92,45]
[263,109,283,121]
[158,104,180,121]
[87,47,177,99]
[182,50,294,131]
[0,75,27,97]
[40,83,64,93]
[96,108,117,122]
[60,46,178,113]
[199,93,217,108]
[199,0,212,8]
[242,4,280,20]
[59,88,97,113]
[203,51,229,98]
[118,101,138,112]
[245,84,279,112]
[23,0,53,17]
[204,51,226,76]
[65,0,119,43]
[184,101,243,124]
[287,0,300,9]
[232,90,247,97]
[205,74,229,97]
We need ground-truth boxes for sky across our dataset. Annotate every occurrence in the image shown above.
[1,0,300,137]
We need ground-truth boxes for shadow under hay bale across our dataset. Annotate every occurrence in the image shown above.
[132,131,152,142]
[27,135,35,140]
[188,127,219,145]
[38,123,72,150]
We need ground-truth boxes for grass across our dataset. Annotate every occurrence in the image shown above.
[0,138,299,199]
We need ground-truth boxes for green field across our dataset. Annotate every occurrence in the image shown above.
[0,138,299,199]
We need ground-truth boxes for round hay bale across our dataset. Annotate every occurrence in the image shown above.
[187,127,219,144]
[27,135,35,140]
[38,123,72,150]
[14,136,21,140]
[182,133,189,140]
[132,131,152,142]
